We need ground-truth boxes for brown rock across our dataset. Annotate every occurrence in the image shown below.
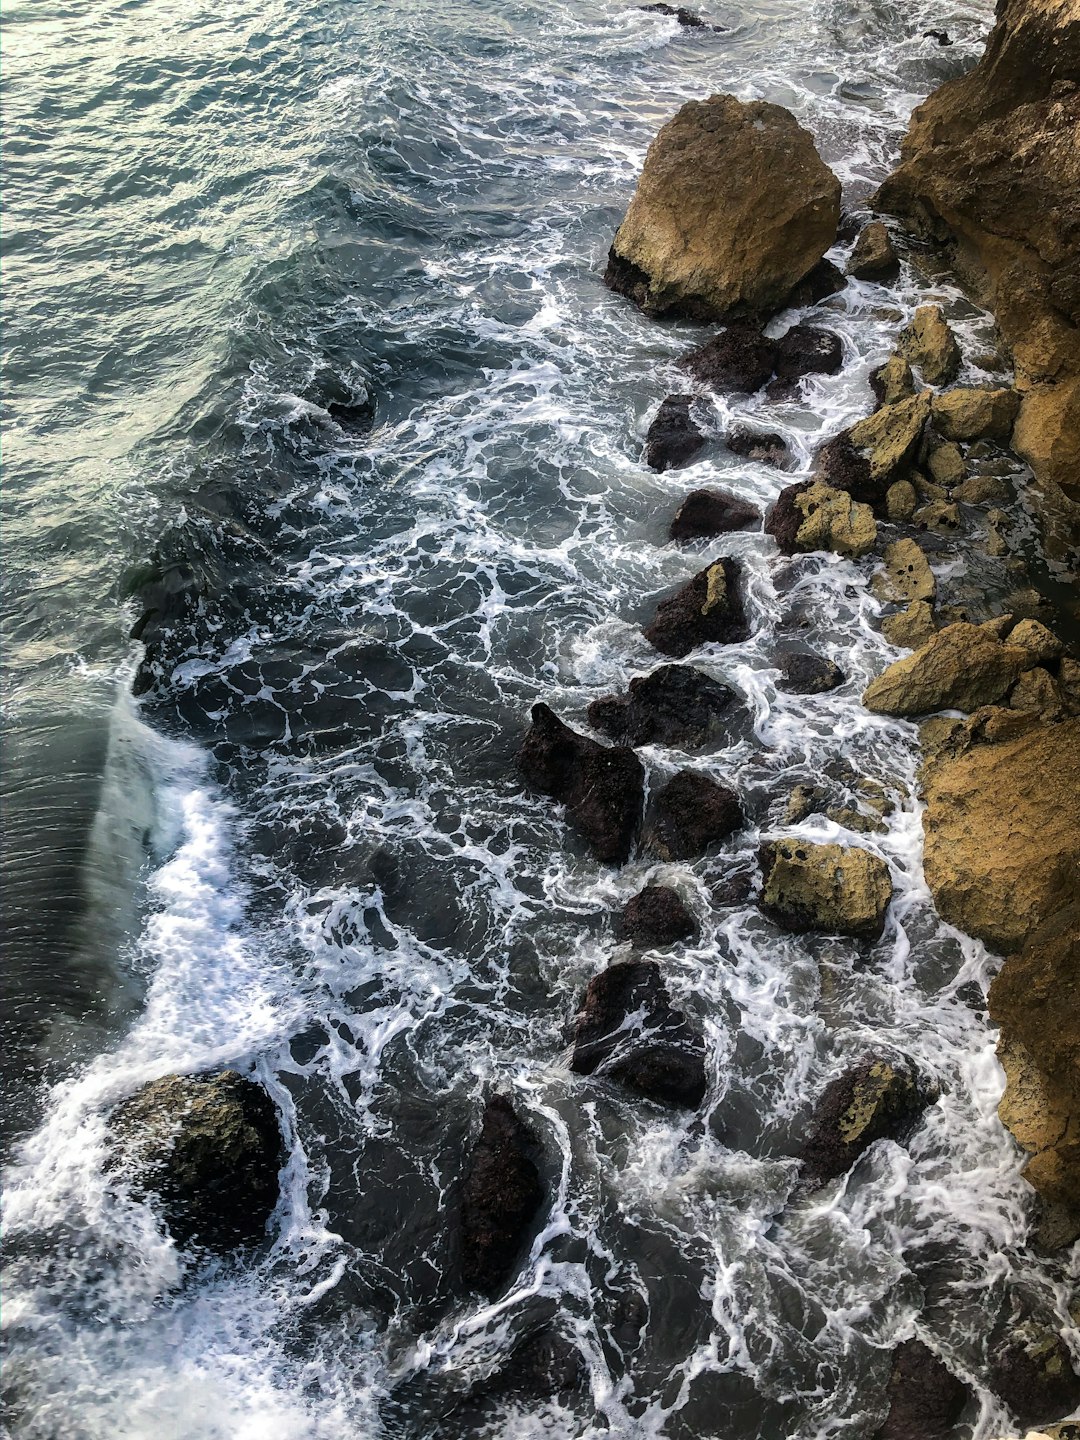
[1010,668,1067,720]
[765,480,877,558]
[874,1338,972,1440]
[871,538,936,604]
[800,1055,930,1186]
[644,558,750,657]
[848,221,900,281]
[863,622,1033,716]
[914,499,962,535]
[926,440,966,487]
[1013,374,1080,507]
[615,885,697,947]
[885,479,917,522]
[952,472,1010,505]
[898,305,962,385]
[1009,618,1063,665]
[759,838,893,940]
[931,386,1020,444]
[882,600,937,650]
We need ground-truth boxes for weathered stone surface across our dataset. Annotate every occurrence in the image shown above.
[776,649,845,694]
[874,1339,972,1440]
[848,390,932,487]
[759,838,893,939]
[765,481,877,558]
[680,324,777,393]
[669,487,760,541]
[615,885,697,947]
[1013,375,1080,510]
[885,479,917,522]
[926,439,966,487]
[931,387,1020,443]
[784,782,828,824]
[519,703,645,864]
[871,538,936,605]
[725,425,790,468]
[914,499,962,535]
[605,95,840,319]
[1009,667,1067,719]
[952,472,1010,505]
[800,1055,930,1186]
[639,3,719,27]
[989,1323,1080,1431]
[849,221,900,281]
[571,961,707,1107]
[898,305,962,385]
[645,394,706,471]
[644,558,750,657]
[863,622,1033,716]
[460,1095,543,1296]
[921,719,1080,953]
[774,325,844,380]
[588,664,744,750]
[644,769,744,860]
[882,600,937,650]
[109,1071,283,1249]
[1008,618,1063,665]
[871,353,915,407]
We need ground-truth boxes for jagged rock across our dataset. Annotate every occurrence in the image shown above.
[587,664,744,750]
[914,499,962,535]
[605,95,840,320]
[459,1095,543,1296]
[849,221,900,281]
[882,600,937,650]
[931,387,1020,444]
[776,649,845,694]
[926,440,966,488]
[814,431,882,506]
[872,538,936,605]
[984,506,1013,556]
[615,885,697,947]
[680,324,777,393]
[885,479,917,522]
[863,622,1034,716]
[644,769,744,860]
[871,353,915,406]
[774,325,844,380]
[1008,618,1063,666]
[645,394,706,471]
[800,1055,930,1186]
[518,703,644,864]
[725,425,790,468]
[826,805,888,835]
[759,838,893,940]
[765,480,877,558]
[644,558,750,657]
[874,1339,972,1440]
[952,472,1009,505]
[913,471,949,503]
[989,1323,1080,1431]
[1009,667,1066,720]
[571,961,707,1107]
[848,390,932,489]
[109,1071,283,1249]
[669,487,760,541]
[898,305,961,385]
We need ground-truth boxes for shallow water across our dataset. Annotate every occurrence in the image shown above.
[2,0,1076,1436]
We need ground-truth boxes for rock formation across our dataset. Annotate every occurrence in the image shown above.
[863,621,1035,716]
[765,480,877,559]
[643,769,744,860]
[459,1095,544,1296]
[848,221,900,281]
[800,1055,931,1186]
[874,1338,972,1440]
[643,558,750,656]
[587,664,745,749]
[615,885,697,947]
[759,838,893,940]
[668,487,760,541]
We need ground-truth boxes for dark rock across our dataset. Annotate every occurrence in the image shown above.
[814,429,885,506]
[800,1055,931,1187]
[848,221,900,282]
[763,481,813,556]
[725,425,791,468]
[604,246,655,312]
[990,1324,1080,1430]
[128,561,200,651]
[669,488,760,541]
[571,960,707,1108]
[109,1071,283,1249]
[679,324,778,394]
[784,257,847,309]
[327,398,375,432]
[645,394,707,472]
[644,558,750,657]
[587,663,744,749]
[639,2,720,26]
[460,1095,544,1297]
[615,885,697,947]
[777,649,845,694]
[923,28,952,44]
[499,1329,585,1399]
[774,325,844,380]
[711,867,755,906]
[644,769,744,860]
[874,1339,971,1440]
[519,704,644,864]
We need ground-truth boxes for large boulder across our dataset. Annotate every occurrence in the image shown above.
[931,386,1020,443]
[109,1071,283,1249]
[644,558,750,657]
[605,95,840,320]
[772,324,844,382]
[874,1339,972,1440]
[863,621,1034,716]
[644,769,744,860]
[644,394,706,471]
[459,1094,544,1296]
[519,703,644,864]
[800,1055,931,1187]
[587,664,745,749]
[668,487,760,541]
[759,838,893,940]
[615,884,697,947]
[765,480,877,559]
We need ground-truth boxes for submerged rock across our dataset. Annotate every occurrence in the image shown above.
[898,305,961,385]
[644,769,744,860]
[459,1094,544,1297]
[862,621,1033,716]
[765,480,877,559]
[519,703,644,864]
[644,558,750,657]
[773,324,844,381]
[989,1323,1080,1431]
[680,324,777,393]
[725,425,790,468]
[645,394,707,471]
[639,2,715,24]
[615,885,697,948]
[605,94,840,319]
[801,1055,930,1186]
[571,961,707,1108]
[669,487,760,541]
[759,838,893,940]
[109,1071,283,1249]
[776,649,845,694]
[848,221,900,281]
[874,1338,971,1440]
[588,664,744,750]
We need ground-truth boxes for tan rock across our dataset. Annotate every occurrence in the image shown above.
[848,389,931,484]
[1010,667,1066,720]
[605,95,841,319]
[1060,656,1080,712]
[930,387,1020,444]
[915,500,962,535]
[871,352,915,406]
[1013,373,1080,507]
[882,600,936,650]
[793,482,877,558]
[926,440,966,487]
[952,472,1010,505]
[759,838,892,939]
[863,621,1034,716]
[885,478,917,521]
[913,471,948,502]
[1009,618,1063,665]
[847,220,899,280]
[872,538,936,604]
[899,304,961,385]
[985,507,1012,556]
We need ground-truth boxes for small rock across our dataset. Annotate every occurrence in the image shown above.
[785,257,847,309]
[615,885,697,947]
[923,28,952,44]
[931,387,1020,443]
[680,323,777,393]
[639,2,716,25]
[848,222,900,281]
[644,769,744,860]
[669,487,760,541]
[588,664,745,749]
[898,305,962,385]
[863,622,1034,716]
[645,395,707,471]
[952,472,1010,505]
[882,600,937,650]
[914,500,962,535]
[777,649,845,694]
[801,1055,930,1186]
[765,480,877,558]
[1008,618,1062,665]
[874,1338,971,1440]
[725,425,790,468]
[773,325,844,380]
[784,783,828,824]
[1009,667,1066,719]
[984,507,1012,556]
[885,479,917,522]
[759,838,893,939]
[872,538,936,605]
[644,558,751,657]
[926,440,966,488]
[989,1324,1080,1431]
[913,471,949,503]
[871,353,915,406]
[459,1095,543,1297]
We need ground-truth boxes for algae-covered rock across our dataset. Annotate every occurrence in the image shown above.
[759,838,893,940]
[644,558,751,657]
[931,387,1020,444]
[801,1055,930,1186]
[863,622,1033,716]
[898,305,961,385]
[765,481,877,558]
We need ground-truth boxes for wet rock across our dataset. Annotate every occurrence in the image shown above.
[680,323,777,393]
[725,425,790,468]
[801,1054,930,1186]
[785,257,848,309]
[776,649,845,694]
[847,390,932,490]
[885,479,917,522]
[931,387,1020,444]
[1008,618,1063,666]
[588,664,745,750]
[914,499,962,535]
[848,221,900,281]
[871,353,915,407]
[571,961,707,1107]
[498,1329,585,1400]
[615,885,697,948]
[604,95,840,320]
[644,558,750,657]
[645,394,707,471]
[774,325,844,380]
[518,703,645,864]
[874,1338,971,1440]
[882,600,937,650]
[639,2,716,25]
[765,480,877,559]
[644,769,744,860]
[826,805,887,836]
[898,305,961,386]
[109,1071,284,1249]
[926,440,966,488]
[813,431,882,506]
[759,838,893,940]
[459,1094,543,1296]
[863,621,1033,716]
[128,561,201,653]
[871,538,936,605]
[923,28,952,44]
[669,487,760,541]
[952,472,1010,505]
[1009,667,1066,720]
[784,782,828,824]
[989,1323,1080,1431]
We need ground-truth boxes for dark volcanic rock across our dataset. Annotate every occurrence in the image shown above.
[615,885,697,948]
[814,429,884,506]
[763,481,813,556]
[679,324,778,394]
[644,769,744,860]
[460,1094,544,1296]
[989,1325,1080,1430]
[587,664,744,750]
[784,257,847,309]
[571,961,707,1108]
[645,394,707,472]
[639,2,719,26]
[669,488,760,541]
[800,1055,931,1187]
[774,325,844,380]
[874,1339,971,1440]
[644,558,750,658]
[725,426,791,469]
[109,1070,283,1249]
[519,703,644,864]
[777,649,845,694]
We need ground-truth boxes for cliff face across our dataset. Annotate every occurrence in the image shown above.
[877,0,1080,533]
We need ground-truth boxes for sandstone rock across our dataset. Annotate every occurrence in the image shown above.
[871,353,915,406]
[460,1095,543,1296]
[588,664,745,750]
[784,783,828,824]
[1008,618,1063,665]
[759,838,893,939]
[885,479,917,522]
[645,394,706,471]
[725,425,790,468]
[519,703,644,864]
[1009,667,1066,720]
[914,499,962,535]
[615,885,697,947]
[800,1054,930,1186]
[848,390,932,487]
[874,1338,972,1440]
[931,387,1020,444]
[109,1071,283,1249]
[680,323,777,393]
[605,95,840,319]
[871,538,936,605]
[826,806,888,836]
[776,649,845,694]
[882,600,937,650]
[952,472,1010,505]
[984,506,1012,556]
[848,221,900,281]
[644,769,744,860]
[571,960,707,1107]
[668,487,759,541]
[1013,375,1080,507]
[913,471,948,503]
[863,622,1033,716]
[644,558,750,657]
[898,305,961,385]
[926,440,966,487]
[990,1323,1080,1432]
[765,481,877,559]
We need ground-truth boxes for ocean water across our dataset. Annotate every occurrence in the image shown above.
[2,0,1076,1436]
